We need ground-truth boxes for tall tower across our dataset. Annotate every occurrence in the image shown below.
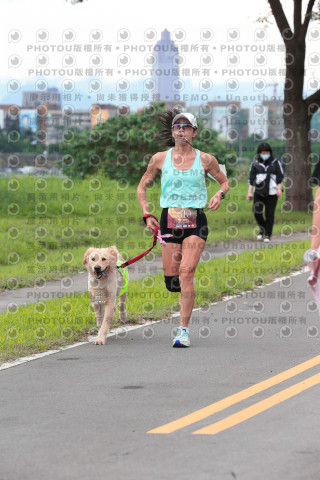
[152,29,180,101]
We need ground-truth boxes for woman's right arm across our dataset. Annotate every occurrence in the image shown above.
[311,186,320,250]
[247,184,254,202]
[247,162,255,202]
[137,154,161,231]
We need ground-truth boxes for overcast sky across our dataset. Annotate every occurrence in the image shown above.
[1,0,319,109]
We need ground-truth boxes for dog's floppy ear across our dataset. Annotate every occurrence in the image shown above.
[107,246,118,270]
[108,246,119,258]
[83,247,95,265]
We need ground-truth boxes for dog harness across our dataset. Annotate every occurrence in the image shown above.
[117,259,128,296]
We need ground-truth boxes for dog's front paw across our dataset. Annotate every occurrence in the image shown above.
[94,336,106,345]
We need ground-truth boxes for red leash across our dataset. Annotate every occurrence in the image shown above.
[117,215,160,269]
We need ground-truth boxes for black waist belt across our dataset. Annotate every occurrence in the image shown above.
[163,207,204,214]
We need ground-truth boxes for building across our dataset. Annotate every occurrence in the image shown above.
[0,109,4,130]
[91,103,130,128]
[152,101,187,112]
[249,103,269,139]
[43,104,130,144]
[19,108,38,132]
[44,110,92,144]
[229,107,250,140]
[152,29,180,101]
[262,100,284,139]
[0,105,20,131]
[191,101,243,139]
[0,98,131,144]
[22,87,62,110]
[210,102,237,137]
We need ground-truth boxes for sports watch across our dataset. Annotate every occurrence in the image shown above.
[218,189,225,199]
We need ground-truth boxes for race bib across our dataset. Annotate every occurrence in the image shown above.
[90,288,108,304]
[167,207,197,229]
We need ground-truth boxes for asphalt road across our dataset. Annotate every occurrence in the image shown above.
[1,269,320,480]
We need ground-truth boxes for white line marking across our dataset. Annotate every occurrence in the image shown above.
[0,321,160,371]
[0,267,308,371]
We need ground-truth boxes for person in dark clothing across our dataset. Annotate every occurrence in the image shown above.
[309,160,320,251]
[303,161,320,295]
[247,142,284,242]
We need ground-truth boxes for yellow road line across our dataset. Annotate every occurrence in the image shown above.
[148,355,320,434]
[193,371,320,435]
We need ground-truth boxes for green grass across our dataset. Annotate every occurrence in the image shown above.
[0,239,309,363]
[0,175,312,289]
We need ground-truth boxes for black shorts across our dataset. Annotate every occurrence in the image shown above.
[160,208,208,244]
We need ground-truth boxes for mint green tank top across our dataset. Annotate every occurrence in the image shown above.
[160,148,207,208]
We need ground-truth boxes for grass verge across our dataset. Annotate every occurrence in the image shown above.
[0,239,308,364]
[0,176,311,289]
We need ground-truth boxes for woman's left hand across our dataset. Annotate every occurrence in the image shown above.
[277,188,282,198]
[207,194,221,211]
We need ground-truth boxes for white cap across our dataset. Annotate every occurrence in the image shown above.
[172,112,197,128]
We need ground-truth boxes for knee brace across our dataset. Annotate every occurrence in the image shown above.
[164,275,181,293]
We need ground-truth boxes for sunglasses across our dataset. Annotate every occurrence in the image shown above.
[172,123,194,131]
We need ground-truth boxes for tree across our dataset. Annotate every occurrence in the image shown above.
[265,0,320,210]
[59,102,234,183]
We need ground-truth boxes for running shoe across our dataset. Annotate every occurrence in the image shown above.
[264,236,271,243]
[173,327,190,348]
[256,229,264,241]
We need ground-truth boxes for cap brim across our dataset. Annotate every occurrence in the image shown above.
[172,113,197,128]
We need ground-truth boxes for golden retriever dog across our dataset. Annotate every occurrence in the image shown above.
[82,246,128,345]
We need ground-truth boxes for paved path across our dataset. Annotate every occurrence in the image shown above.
[1,270,320,479]
[0,232,307,313]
